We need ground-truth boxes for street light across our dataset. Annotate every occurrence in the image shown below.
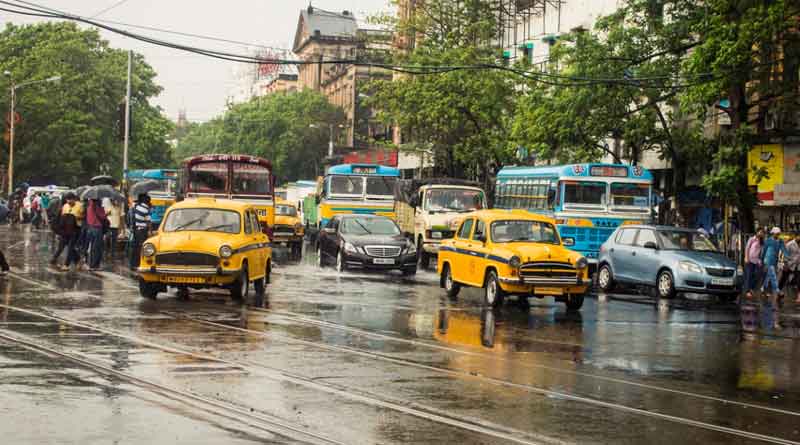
[309,123,345,158]
[4,73,61,195]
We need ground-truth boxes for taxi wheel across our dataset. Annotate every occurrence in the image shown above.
[442,264,460,298]
[657,270,675,299]
[484,270,505,308]
[565,294,584,311]
[231,268,249,301]
[138,279,158,300]
[254,262,269,296]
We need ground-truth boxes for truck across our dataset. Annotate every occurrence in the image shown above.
[393,179,487,268]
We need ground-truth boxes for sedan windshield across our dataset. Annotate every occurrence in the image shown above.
[491,220,559,244]
[426,189,484,212]
[341,217,400,236]
[163,208,241,234]
[276,205,297,216]
[658,230,718,252]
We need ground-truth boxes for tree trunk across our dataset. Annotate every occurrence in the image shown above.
[730,80,755,233]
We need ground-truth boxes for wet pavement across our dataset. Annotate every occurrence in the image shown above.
[2,227,800,444]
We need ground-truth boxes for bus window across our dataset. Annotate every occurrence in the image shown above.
[564,181,606,207]
[366,176,396,198]
[232,164,270,195]
[330,176,364,196]
[188,162,227,193]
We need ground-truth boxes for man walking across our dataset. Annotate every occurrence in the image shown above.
[103,198,122,259]
[129,194,151,270]
[40,192,50,228]
[744,228,765,299]
[762,227,788,304]
[85,198,107,271]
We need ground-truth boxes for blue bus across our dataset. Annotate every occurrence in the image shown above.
[495,164,654,268]
[127,169,178,225]
[317,164,400,228]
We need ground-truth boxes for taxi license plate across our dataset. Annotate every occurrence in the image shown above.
[711,278,734,286]
[162,276,205,284]
[535,287,563,296]
[373,258,395,265]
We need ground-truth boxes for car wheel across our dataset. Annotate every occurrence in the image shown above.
[336,250,347,272]
[230,268,249,301]
[138,279,158,300]
[402,267,417,277]
[418,238,430,269]
[598,264,615,292]
[657,270,675,299]
[484,270,505,308]
[442,264,460,298]
[565,294,584,311]
[176,286,189,301]
[317,246,325,268]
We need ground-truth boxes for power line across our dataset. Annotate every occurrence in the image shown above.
[91,0,132,18]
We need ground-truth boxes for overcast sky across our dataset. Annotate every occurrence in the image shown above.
[1,0,391,122]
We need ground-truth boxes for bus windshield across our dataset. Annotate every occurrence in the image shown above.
[276,204,297,217]
[426,189,484,212]
[187,162,227,194]
[564,181,606,207]
[366,176,396,199]
[610,183,649,209]
[330,176,364,196]
[232,164,271,195]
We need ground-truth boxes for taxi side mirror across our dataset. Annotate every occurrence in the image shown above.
[562,237,575,247]
[476,234,487,243]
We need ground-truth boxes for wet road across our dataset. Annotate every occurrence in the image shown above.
[2,227,800,444]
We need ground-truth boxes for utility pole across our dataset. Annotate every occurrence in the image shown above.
[8,83,15,196]
[123,50,132,194]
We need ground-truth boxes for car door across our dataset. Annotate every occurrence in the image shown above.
[251,211,268,277]
[631,228,660,284]
[452,218,475,284]
[242,210,258,278]
[468,219,489,287]
[320,217,339,261]
[611,228,638,283]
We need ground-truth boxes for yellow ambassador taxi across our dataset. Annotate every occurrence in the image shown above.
[137,198,272,301]
[272,199,304,259]
[438,209,589,310]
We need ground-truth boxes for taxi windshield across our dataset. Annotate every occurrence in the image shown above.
[276,205,297,216]
[491,220,559,244]
[163,208,241,234]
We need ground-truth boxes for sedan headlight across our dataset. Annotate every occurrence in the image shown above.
[219,245,233,258]
[575,257,588,270]
[679,260,702,273]
[406,242,417,255]
[509,256,521,269]
[142,243,156,257]
[344,241,359,254]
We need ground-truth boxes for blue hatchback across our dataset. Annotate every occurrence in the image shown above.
[597,225,740,300]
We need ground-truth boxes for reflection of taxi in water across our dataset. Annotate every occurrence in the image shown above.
[137,198,272,301]
[437,209,589,309]
[272,200,304,259]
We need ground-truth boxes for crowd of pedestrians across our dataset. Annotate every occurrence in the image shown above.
[743,227,800,305]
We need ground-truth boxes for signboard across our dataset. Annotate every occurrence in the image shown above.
[774,184,800,206]
[342,150,398,167]
[783,144,800,184]
[748,144,784,202]
[590,166,628,177]
[352,166,378,174]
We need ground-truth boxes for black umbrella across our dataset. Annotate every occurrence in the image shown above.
[74,185,90,199]
[90,175,118,186]
[129,179,162,198]
[81,185,124,202]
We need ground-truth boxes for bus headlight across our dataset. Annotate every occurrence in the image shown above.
[219,245,233,258]
[509,256,521,269]
[142,243,156,257]
[575,257,588,270]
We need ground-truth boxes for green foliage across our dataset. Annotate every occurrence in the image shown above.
[0,22,173,187]
[176,90,346,183]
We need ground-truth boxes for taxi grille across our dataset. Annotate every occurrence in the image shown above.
[519,262,578,279]
[156,253,219,267]
[364,246,402,258]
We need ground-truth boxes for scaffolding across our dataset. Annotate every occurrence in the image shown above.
[497,0,564,64]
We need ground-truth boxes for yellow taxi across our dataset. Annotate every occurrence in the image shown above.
[437,209,589,310]
[137,198,272,301]
[272,199,304,259]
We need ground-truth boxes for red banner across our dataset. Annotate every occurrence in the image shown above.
[342,150,398,167]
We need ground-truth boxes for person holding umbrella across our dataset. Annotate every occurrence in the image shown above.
[85,198,107,271]
[129,193,151,270]
[51,192,82,271]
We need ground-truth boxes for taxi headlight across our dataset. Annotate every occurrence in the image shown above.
[575,257,588,270]
[509,256,521,269]
[219,245,233,258]
[142,243,156,257]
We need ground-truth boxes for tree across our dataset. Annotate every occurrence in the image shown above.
[366,0,516,192]
[176,90,346,183]
[0,22,173,187]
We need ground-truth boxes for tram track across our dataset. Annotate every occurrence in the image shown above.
[5,268,800,443]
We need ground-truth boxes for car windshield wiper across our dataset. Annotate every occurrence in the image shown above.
[172,218,204,231]
[353,219,372,235]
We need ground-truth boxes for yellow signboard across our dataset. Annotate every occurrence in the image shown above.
[748,144,784,197]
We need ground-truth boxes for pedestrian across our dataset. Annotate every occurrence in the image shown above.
[40,192,51,228]
[103,198,122,259]
[780,233,800,302]
[50,193,82,271]
[129,194,151,270]
[30,193,41,229]
[761,227,788,303]
[743,228,765,299]
[0,248,9,275]
[85,198,107,271]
